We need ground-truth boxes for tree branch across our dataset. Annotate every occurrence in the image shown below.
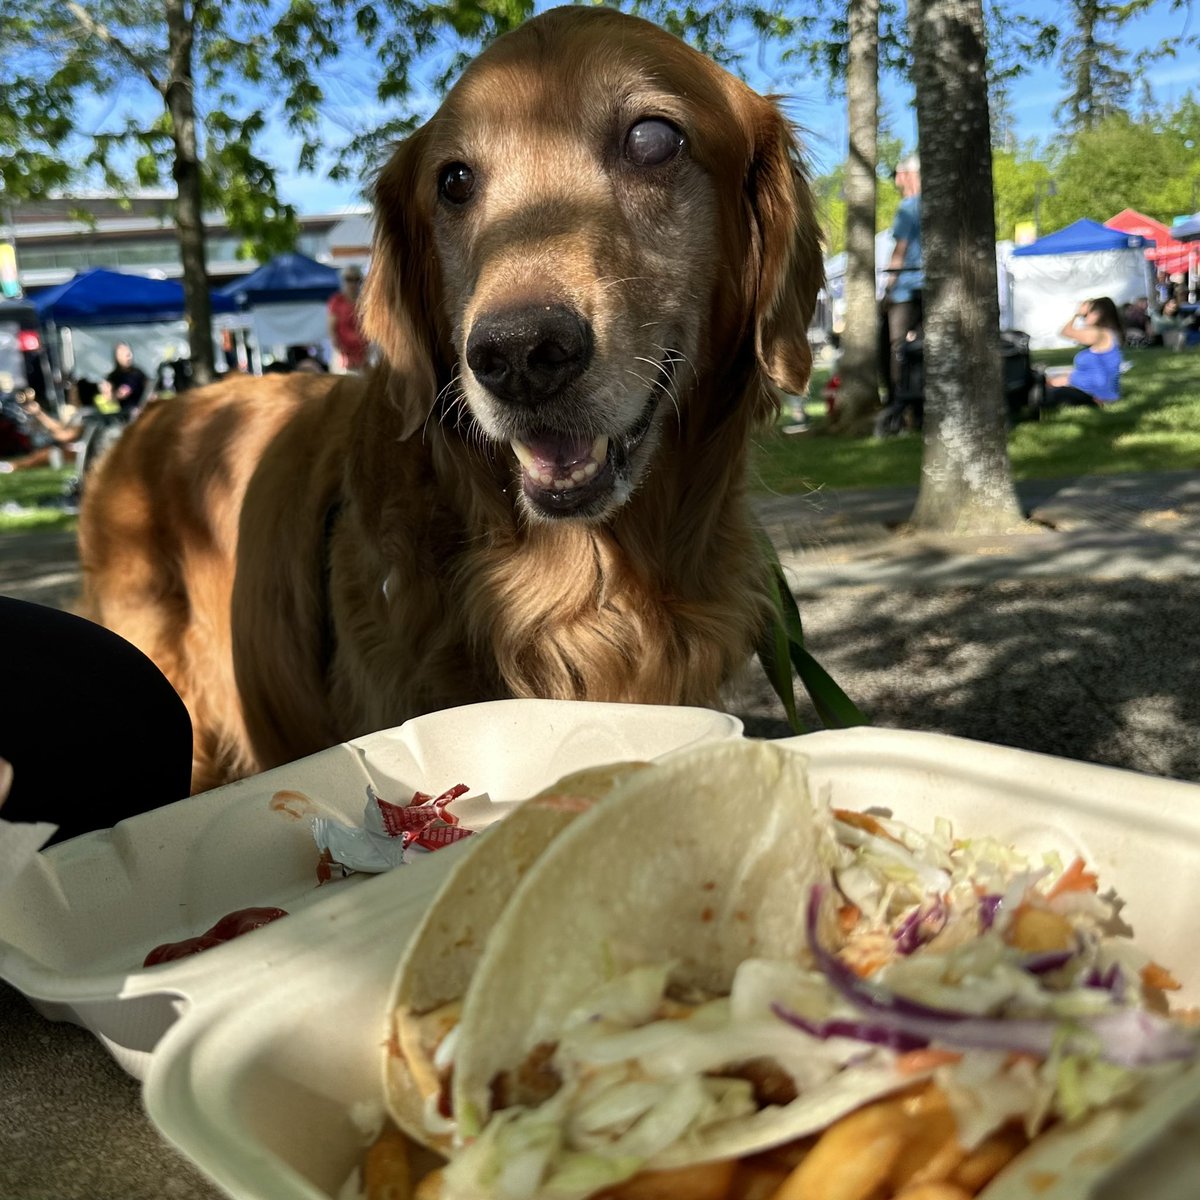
[63,1,165,95]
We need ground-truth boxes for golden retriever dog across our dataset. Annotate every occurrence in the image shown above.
[79,5,822,794]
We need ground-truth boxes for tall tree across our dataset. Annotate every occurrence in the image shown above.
[1052,106,1200,225]
[1057,0,1133,133]
[829,0,884,433]
[909,0,1022,534]
[0,62,93,207]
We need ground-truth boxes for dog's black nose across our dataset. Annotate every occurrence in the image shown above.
[466,304,593,404]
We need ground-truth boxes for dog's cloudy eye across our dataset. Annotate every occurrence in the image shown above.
[624,118,684,167]
[438,162,476,205]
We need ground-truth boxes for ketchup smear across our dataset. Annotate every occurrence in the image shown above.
[142,906,289,967]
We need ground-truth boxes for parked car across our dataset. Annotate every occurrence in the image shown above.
[0,299,57,410]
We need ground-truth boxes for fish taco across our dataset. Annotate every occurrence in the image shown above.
[386,760,652,1148]
[378,740,1197,1200]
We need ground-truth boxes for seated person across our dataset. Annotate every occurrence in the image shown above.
[1151,298,1197,351]
[19,392,83,446]
[1122,297,1151,346]
[0,392,85,472]
[1039,297,1124,409]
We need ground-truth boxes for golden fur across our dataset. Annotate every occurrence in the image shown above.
[79,6,823,793]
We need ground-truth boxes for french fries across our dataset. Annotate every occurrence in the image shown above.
[767,1098,910,1200]
[414,1170,445,1199]
[364,1127,413,1200]
[762,1087,1026,1200]
[596,1161,737,1199]
[362,1084,1028,1200]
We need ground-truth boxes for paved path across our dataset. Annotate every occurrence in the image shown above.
[732,470,1200,784]
[0,529,80,611]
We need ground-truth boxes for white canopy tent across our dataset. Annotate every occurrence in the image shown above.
[1007,220,1155,349]
[216,253,341,371]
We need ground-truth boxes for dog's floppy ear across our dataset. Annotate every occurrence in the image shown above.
[361,129,445,440]
[747,103,824,403]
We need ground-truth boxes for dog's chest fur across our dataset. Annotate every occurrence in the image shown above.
[325,466,766,741]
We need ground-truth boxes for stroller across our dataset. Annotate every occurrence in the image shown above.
[874,328,1035,437]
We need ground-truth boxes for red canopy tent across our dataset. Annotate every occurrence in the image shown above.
[1106,208,1196,277]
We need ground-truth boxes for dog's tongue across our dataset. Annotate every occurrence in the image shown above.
[511,433,610,491]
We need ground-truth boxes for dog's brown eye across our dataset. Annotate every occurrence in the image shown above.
[438,162,476,205]
[624,118,684,167]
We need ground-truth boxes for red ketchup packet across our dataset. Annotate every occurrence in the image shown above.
[311,783,476,878]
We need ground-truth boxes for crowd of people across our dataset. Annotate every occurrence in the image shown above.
[2,265,375,476]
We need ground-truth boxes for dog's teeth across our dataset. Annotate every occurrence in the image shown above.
[582,461,598,479]
[538,471,554,487]
[591,435,609,462]
[570,468,587,483]
[511,439,535,468]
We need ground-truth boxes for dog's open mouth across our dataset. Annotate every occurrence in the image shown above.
[509,387,662,518]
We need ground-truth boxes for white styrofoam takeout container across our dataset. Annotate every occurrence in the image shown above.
[0,699,742,1076]
[133,726,1200,1200]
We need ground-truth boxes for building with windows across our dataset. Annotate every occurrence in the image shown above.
[7,194,371,292]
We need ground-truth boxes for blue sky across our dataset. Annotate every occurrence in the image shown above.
[75,0,1198,215]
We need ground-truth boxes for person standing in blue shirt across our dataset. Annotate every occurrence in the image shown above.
[882,155,924,408]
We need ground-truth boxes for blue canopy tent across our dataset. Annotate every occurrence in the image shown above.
[216,252,340,305]
[216,253,341,369]
[1007,220,1155,348]
[1010,218,1151,258]
[30,268,238,385]
[32,267,237,325]
[1169,214,1200,243]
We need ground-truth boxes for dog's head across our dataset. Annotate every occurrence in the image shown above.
[363,6,822,523]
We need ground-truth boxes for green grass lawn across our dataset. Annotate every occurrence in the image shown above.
[754,345,1200,494]
[0,466,77,532]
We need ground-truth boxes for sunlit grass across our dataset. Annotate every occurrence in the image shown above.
[754,346,1200,494]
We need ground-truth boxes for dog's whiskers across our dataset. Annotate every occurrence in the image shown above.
[653,344,698,388]
[596,275,651,294]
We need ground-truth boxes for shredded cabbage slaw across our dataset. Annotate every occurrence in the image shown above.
[436,806,1197,1199]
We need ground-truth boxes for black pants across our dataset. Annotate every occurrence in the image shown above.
[882,293,924,408]
[1042,384,1098,409]
[0,598,192,844]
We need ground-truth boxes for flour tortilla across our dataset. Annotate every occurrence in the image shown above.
[383,760,651,1147]
[449,739,901,1168]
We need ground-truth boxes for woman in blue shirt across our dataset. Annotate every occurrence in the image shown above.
[1040,297,1125,408]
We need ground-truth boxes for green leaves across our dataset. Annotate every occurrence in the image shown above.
[753,522,870,736]
[204,109,299,260]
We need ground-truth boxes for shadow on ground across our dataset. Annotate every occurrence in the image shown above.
[726,575,1200,784]
[5,524,1198,787]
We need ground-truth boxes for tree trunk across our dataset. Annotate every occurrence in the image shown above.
[828,0,882,435]
[908,0,1023,534]
[165,0,214,386]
